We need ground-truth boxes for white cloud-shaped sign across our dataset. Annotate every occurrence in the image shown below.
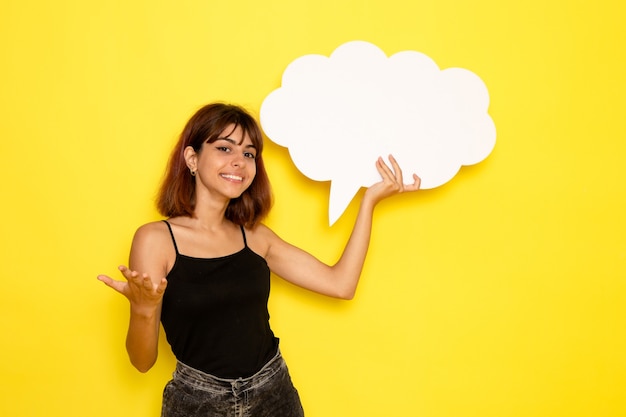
[260,41,496,225]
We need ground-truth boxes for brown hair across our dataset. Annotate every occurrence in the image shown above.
[156,103,272,227]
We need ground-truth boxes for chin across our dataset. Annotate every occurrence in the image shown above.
[229,191,246,199]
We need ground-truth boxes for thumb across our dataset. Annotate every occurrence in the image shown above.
[97,274,126,294]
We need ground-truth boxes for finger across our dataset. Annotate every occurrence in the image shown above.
[413,174,421,189]
[97,274,113,285]
[120,266,145,285]
[387,154,404,187]
[375,157,395,181]
[141,273,154,290]
[97,274,126,293]
[404,173,422,192]
[155,277,168,295]
[118,265,135,281]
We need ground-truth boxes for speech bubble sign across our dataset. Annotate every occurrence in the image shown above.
[260,41,496,225]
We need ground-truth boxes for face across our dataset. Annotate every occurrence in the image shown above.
[185,124,257,201]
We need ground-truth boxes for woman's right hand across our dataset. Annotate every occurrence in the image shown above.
[97,222,172,372]
[98,265,167,312]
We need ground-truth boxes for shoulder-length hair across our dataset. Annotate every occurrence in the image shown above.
[156,102,272,227]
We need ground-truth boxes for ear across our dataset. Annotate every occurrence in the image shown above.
[183,146,198,171]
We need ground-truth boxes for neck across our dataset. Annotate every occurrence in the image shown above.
[190,196,231,231]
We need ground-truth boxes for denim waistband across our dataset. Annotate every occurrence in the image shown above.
[173,349,284,395]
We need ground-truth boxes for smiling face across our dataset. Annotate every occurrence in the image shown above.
[157,102,272,226]
[185,123,257,202]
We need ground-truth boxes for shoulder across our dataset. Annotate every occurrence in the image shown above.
[129,220,176,276]
[134,220,169,237]
[245,222,282,242]
[132,220,172,249]
[244,223,282,258]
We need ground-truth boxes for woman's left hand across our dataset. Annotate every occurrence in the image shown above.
[364,154,421,205]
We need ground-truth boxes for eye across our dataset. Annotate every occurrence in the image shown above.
[216,146,231,152]
[244,152,256,159]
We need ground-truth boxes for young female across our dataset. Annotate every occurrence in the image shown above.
[98,102,420,417]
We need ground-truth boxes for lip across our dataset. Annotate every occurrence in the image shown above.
[220,173,244,182]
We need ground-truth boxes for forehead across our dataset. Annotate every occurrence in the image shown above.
[219,123,255,146]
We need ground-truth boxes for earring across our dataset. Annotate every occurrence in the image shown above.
[190,169,196,176]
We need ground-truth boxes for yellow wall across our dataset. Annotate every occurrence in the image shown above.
[1,1,624,416]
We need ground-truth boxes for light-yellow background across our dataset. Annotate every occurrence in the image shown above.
[1,1,624,416]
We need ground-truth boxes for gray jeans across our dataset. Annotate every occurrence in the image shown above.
[161,350,304,417]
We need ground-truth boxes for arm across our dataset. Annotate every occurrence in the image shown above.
[265,155,420,299]
[97,223,170,372]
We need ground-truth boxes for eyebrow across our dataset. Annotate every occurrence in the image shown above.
[215,137,257,150]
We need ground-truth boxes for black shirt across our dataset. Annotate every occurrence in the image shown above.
[160,220,278,378]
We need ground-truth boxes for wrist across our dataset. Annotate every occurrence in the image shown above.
[360,194,378,212]
[129,303,160,320]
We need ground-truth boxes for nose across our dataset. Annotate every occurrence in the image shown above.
[231,153,246,167]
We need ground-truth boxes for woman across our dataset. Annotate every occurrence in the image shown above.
[98,102,420,416]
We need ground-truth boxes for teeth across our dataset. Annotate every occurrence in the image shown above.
[221,174,243,181]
